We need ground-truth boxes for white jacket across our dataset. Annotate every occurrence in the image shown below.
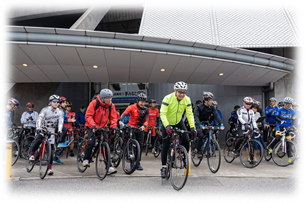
[237,106,257,130]
[36,106,64,133]
[20,111,39,128]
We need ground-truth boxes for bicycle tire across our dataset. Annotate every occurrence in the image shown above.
[169,145,189,191]
[96,141,111,180]
[26,149,36,173]
[239,139,263,168]
[20,135,35,159]
[76,139,87,173]
[122,139,140,175]
[39,141,51,179]
[112,137,123,168]
[145,132,151,156]
[225,130,232,141]
[191,138,202,167]
[207,139,221,173]
[272,140,297,167]
[153,135,161,158]
[11,139,20,166]
[223,137,236,163]
[265,134,274,162]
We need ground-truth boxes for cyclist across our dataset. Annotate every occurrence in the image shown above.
[83,89,118,174]
[29,94,63,175]
[159,81,196,179]
[232,97,258,156]
[228,105,240,134]
[278,101,284,109]
[76,106,86,127]
[267,97,296,163]
[119,93,149,170]
[64,101,76,157]
[6,98,19,126]
[265,97,278,141]
[20,102,38,139]
[292,102,300,128]
[20,102,38,128]
[145,99,160,154]
[194,92,224,159]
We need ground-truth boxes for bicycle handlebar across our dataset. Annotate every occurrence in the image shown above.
[163,127,191,140]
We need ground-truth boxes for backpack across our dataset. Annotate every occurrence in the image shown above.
[94,98,112,119]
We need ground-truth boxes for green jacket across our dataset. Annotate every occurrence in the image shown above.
[160,92,195,128]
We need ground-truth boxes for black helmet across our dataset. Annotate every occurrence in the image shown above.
[278,101,284,107]
[137,93,147,101]
[149,99,156,104]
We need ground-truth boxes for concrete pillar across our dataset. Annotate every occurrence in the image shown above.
[274,70,299,102]
[70,5,111,30]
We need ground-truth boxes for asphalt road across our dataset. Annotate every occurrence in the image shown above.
[8,176,296,199]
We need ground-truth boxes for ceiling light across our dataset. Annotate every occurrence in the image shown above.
[22,64,28,67]
[160,69,166,72]
[93,65,98,69]
[219,73,224,76]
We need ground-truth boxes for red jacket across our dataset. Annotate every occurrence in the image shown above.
[120,104,149,128]
[85,95,118,129]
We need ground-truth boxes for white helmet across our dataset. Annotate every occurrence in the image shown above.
[174,81,188,91]
[243,97,253,104]
[269,97,276,102]
[284,97,293,104]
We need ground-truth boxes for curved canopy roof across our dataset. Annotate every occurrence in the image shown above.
[6,26,295,85]
[139,2,300,48]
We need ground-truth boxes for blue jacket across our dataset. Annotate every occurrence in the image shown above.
[265,105,278,124]
[275,107,296,131]
[76,112,86,125]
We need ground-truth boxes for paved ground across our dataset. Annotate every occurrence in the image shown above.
[11,148,298,180]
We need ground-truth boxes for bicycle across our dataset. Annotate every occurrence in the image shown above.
[7,126,22,166]
[114,126,141,175]
[223,127,263,168]
[26,130,56,179]
[144,126,158,156]
[191,125,221,173]
[20,126,36,159]
[225,125,237,141]
[76,127,111,180]
[153,130,162,158]
[56,126,85,158]
[163,127,190,191]
[264,123,276,162]
[268,127,297,167]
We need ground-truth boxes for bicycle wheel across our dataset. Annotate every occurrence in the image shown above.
[207,139,221,173]
[112,137,123,168]
[122,139,140,175]
[39,141,51,179]
[225,130,232,141]
[11,140,20,166]
[96,141,111,180]
[26,148,36,173]
[145,133,151,156]
[169,145,189,190]
[76,139,87,173]
[240,139,263,168]
[272,140,297,167]
[153,135,161,158]
[265,136,273,162]
[191,138,202,167]
[20,135,35,159]
[223,137,236,163]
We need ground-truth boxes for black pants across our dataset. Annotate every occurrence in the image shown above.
[195,127,209,152]
[133,129,144,162]
[161,120,189,166]
[84,127,96,160]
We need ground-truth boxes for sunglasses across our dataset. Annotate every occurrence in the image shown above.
[52,100,59,103]
[177,90,187,95]
[245,103,252,105]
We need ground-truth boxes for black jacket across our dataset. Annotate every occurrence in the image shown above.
[194,103,223,126]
